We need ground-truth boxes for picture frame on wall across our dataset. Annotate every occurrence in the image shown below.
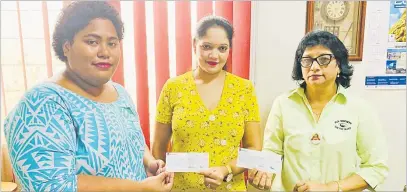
[306,1,367,61]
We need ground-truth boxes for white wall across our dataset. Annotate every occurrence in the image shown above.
[251,1,406,191]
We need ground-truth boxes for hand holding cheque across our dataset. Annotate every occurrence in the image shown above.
[238,148,282,190]
[165,148,282,190]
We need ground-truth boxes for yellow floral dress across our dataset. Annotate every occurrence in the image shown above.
[156,71,260,191]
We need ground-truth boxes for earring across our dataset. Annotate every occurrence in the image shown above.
[337,73,340,77]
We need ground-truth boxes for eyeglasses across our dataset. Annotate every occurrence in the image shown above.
[300,54,335,68]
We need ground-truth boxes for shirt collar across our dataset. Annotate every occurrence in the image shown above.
[288,84,348,103]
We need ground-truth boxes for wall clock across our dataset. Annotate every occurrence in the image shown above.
[321,1,350,22]
[306,1,366,61]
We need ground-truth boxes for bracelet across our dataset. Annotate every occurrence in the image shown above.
[335,181,343,192]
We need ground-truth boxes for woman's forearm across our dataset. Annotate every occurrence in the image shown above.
[151,122,172,162]
[326,174,368,192]
[152,144,167,162]
[339,174,368,191]
[225,159,245,176]
[78,175,146,192]
[144,145,156,167]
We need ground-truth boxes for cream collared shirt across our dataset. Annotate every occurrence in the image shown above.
[263,86,388,191]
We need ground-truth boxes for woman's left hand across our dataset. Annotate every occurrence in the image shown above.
[199,166,229,190]
[146,159,166,177]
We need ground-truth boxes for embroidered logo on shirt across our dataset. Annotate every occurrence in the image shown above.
[334,120,352,130]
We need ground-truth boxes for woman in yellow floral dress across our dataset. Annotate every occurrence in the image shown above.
[151,15,262,191]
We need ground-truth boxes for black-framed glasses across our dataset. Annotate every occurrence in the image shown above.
[300,54,335,68]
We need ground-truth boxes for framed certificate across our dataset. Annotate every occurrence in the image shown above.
[306,1,367,61]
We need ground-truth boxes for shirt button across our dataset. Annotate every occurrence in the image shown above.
[227,184,232,190]
[221,140,227,146]
[209,115,216,121]
[199,139,205,147]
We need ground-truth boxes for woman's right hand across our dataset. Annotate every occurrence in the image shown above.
[248,169,275,190]
[142,171,174,192]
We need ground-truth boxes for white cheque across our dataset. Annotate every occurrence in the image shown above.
[165,152,209,172]
[236,148,282,173]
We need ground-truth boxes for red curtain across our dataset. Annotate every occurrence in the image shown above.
[108,0,125,86]
[175,1,192,75]
[133,1,151,147]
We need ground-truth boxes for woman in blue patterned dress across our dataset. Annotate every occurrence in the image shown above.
[3,1,173,191]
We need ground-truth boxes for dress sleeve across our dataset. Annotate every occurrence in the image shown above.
[156,80,174,124]
[4,91,77,192]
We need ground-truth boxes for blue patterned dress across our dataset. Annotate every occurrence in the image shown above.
[4,82,147,191]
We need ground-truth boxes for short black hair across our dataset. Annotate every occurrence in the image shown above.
[195,15,234,70]
[52,1,124,63]
[292,30,354,88]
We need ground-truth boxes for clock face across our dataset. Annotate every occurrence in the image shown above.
[322,1,350,21]
[309,1,365,60]
[314,1,357,54]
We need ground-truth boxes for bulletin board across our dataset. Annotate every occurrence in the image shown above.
[364,1,406,89]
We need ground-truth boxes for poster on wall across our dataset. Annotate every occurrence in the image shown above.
[365,1,406,89]
[388,1,406,45]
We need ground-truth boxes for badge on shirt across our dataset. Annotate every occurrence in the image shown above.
[310,133,322,145]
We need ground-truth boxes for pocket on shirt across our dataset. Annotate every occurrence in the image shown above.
[121,107,140,123]
[322,120,357,157]
[324,119,356,145]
